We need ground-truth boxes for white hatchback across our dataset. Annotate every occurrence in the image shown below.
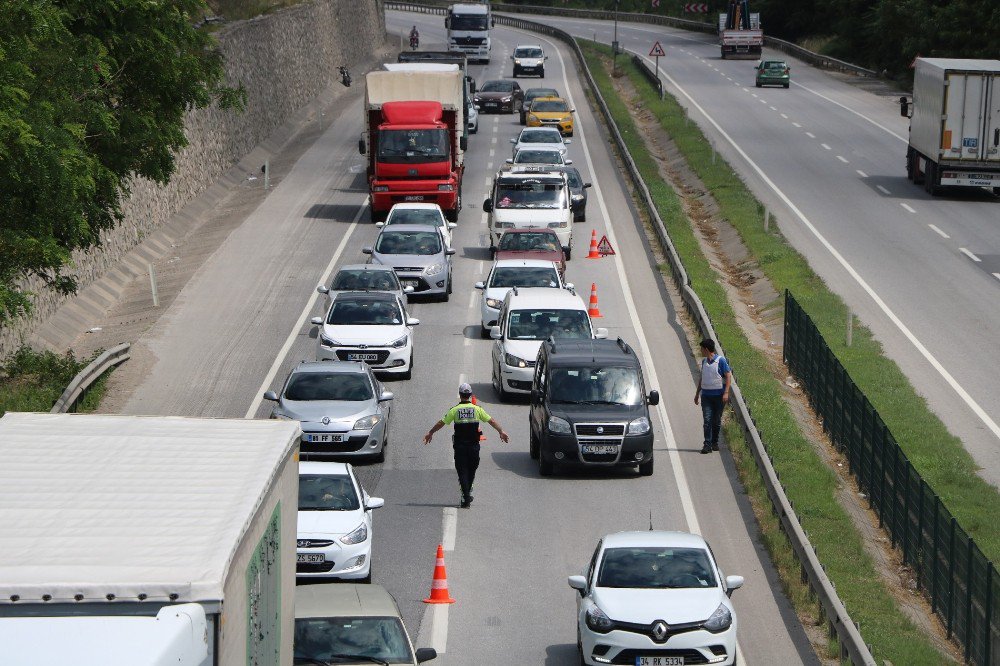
[510,126,571,158]
[475,259,570,336]
[297,461,384,581]
[378,203,457,248]
[569,531,743,666]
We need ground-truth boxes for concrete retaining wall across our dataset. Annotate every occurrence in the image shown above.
[1,0,387,357]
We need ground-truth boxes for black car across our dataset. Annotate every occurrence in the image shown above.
[555,166,592,222]
[474,80,524,114]
[520,87,560,124]
[529,338,659,477]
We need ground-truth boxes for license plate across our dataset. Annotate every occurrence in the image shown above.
[582,444,618,454]
[401,280,419,288]
[305,433,344,443]
[636,658,683,666]
[404,195,424,201]
[347,353,378,361]
[297,553,325,563]
[485,102,497,107]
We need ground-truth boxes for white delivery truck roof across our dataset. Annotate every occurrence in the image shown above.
[0,412,301,605]
[366,69,464,110]
[917,57,1000,72]
[383,63,460,73]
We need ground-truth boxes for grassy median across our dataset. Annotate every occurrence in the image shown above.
[0,348,109,416]
[579,40,951,664]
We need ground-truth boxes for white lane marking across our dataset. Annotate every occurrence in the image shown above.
[928,224,950,239]
[489,147,496,158]
[821,143,832,150]
[780,113,788,119]
[901,203,916,213]
[857,170,869,178]
[742,87,750,92]
[643,54,1000,446]
[442,507,458,551]
[993,273,1000,282]
[806,132,816,138]
[491,136,498,145]
[792,122,802,128]
[467,288,477,309]
[792,80,908,143]
[960,248,982,262]
[480,212,488,226]
[244,201,364,418]
[836,155,849,163]
[759,99,767,105]
[416,604,449,655]
[484,176,491,189]
[751,93,758,98]
[876,185,891,195]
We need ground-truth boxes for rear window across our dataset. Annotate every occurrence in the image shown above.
[508,308,590,340]
[294,616,413,664]
[331,269,399,292]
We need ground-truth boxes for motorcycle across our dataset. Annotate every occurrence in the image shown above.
[338,65,351,87]
[409,35,419,50]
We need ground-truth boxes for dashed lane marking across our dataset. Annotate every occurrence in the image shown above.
[960,248,981,262]
[821,143,832,150]
[806,132,816,138]
[857,170,868,178]
[929,224,950,239]
[901,203,916,213]
[877,185,891,195]
[836,155,849,163]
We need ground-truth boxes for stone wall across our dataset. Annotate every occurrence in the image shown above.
[0,0,387,357]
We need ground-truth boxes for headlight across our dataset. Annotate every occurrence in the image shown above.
[703,604,732,633]
[424,263,443,275]
[437,183,454,191]
[485,297,502,309]
[504,352,528,368]
[627,417,651,435]
[527,114,538,122]
[514,59,522,64]
[572,193,584,201]
[390,333,409,348]
[547,415,571,435]
[501,96,512,102]
[585,605,614,633]
[339,523,369,545]
[353,414,382,430]
[320,334,340,347]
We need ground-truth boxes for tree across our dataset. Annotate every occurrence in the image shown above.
[0,0,243,324]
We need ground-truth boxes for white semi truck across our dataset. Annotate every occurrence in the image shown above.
[446,3,492,64]
[901,58,1000,195]
[0,412,301,666]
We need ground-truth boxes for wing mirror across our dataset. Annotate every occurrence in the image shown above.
[407,317,420,326]
[358,138,366,154]
[565,159,574,165]
[565,282,575,291]
[725,575,745,597]
[379,390,394,402]
[474,281,486,290]
[362,247,373,255]
[505,158,514,164]
[509,137,517,144]
[594,327,608,340]
[647,390,660,406]
[310,317,323,326]
[316,285,329,294]
[483,198,493,212]
[447,222,458,229]
[262,390,279,402]
[583,182,592,189]
[365,497,386,510]
[460,136,468,151]
[375,222,385,228]
[567,575,587,597]
[564,139,572,145]
[571,108,576,113]
[899,96,911,118]
[490,325,502,340]
[403,285,415,294]
[415,647,438,663]
[446,248,457,255]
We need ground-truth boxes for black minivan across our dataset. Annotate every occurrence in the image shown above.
[528,337,659,477]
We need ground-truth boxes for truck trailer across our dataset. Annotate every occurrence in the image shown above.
[361,68,467,222]
[719,0,763,60]
[396,50,478,138]
[901,58,1000,195]
[0,412,301,666]
[445,3,492,63]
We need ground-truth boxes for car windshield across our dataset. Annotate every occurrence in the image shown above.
[298,474,361,511]
[519,130,562,144]
[526,89,558,101]
[331,270,400,292]
[375,231,442,256]
[515,47,543,58]
[597,547,718,589]
[377,129,449,163]
[294,616,413,664]
[285,373,374,402]
[514,150,562,165]
[548,366,643,405]
[563,169,582,188]
[508,309,590,340]
[489,267,559,288]
[481,81,513,93]
[495,181,565,209]
[386,208,444,228]
[498,232,562,252]
[531,100,569,113]
[327,299,402,325]
[450,15,488,31]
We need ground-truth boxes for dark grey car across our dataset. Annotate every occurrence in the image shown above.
[363,224,456,301]
[556,166,592,222]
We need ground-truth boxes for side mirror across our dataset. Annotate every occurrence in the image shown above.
[505,158,514,164]
[403,285,415,294]
[483,198,493,212]
[263,390,279,402]
[509,137,517,144]
[565,282,575,291]
[460,136,468,152]
[446,248,457,256]
[358,138,366,154]
[375,221,385,228]
[365,497,386,510]
[379,390,394,402]
[310,317,323,326]
[899,96,910,118]
[362,247,373,255]
[567,575,587,596]
[447,222,457,229]
[583,182,592,189]
[474,281,486,290]
[594,327,608,340]
[490,326,502,340]
[571,108,576,113]
[725,575,745,597]
[407,317,420,326]
[565,159,574,165]
[415,647,438,663]
[316,285,329,294]
[564,139,572,145]
[647,390,660,406]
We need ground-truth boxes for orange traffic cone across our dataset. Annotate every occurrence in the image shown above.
[588,283,602,318]
[586,229,600,259]
[471,395,486,441]
[423,544,456,604]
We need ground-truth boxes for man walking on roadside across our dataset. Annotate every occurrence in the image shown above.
[693,338,732,454]
[424,383,510,508]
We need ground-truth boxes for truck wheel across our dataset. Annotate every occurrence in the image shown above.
[639,457,654,476]
[924,161,941,196]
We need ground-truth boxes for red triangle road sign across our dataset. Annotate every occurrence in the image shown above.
[649,41,666,58]
[596,235,616,256]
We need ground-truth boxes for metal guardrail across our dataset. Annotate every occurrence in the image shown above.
[50,343,130,413]
[387,3,877,664]
[632,53,665,99]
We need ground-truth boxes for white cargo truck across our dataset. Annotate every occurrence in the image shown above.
[902,58,1000,195]
[0,412,301,666]
[446,3,492,63]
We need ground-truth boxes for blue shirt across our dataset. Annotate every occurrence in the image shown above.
[700,355,731,396]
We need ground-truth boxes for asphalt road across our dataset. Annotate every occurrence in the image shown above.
[111,10,819,664]
[536,14,1000,489]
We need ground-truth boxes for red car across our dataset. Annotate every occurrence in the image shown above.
[492,229,566,277]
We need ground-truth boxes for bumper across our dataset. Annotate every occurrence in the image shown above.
[500,363,535,393]
[527,117,575,135]
[757,76,789,86]
[296,539,372,579]
[371,187,458,214]
[541,432,654,467]
[514,64,543,76]
[478,100,515,113]
[395,270,448,296]
[300,425,385,458]
[316,342,412,373]
[581,624,737,665]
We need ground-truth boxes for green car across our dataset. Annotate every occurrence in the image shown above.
[755,60,790,88]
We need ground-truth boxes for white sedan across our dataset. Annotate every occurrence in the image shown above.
[569,531,743,666]
[311,291,418,379]
[296,461,384,582]
[474,259,570,336]
[378,202,457,248]
[510,126,571,157]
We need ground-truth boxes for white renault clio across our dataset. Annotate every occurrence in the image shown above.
[297,461,384,582]
[569,531,743,666]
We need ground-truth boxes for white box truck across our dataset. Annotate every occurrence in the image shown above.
[446,3,492,63]
[0,412,301,666]
[902,58,1000,195]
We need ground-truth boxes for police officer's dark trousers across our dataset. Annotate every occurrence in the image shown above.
[452,441,481,497]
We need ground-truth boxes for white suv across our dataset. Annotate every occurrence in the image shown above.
[490,287,607,400]
[483,166,574,258]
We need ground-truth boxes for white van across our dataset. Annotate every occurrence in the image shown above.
[483,166,574,258]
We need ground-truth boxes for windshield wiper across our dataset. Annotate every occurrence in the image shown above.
[294,655,332,666]
[326,655,390,665]
[575,399,621,405]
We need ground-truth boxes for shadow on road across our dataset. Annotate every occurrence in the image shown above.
[544,643,579,665]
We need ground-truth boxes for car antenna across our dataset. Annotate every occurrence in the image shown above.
[649,510,654,531]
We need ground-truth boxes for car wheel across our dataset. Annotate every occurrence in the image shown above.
[538,455,554,477]
[564,246,572,261]
[783,83,789,88]
[496,368,510,402]
[566,131,573,137]
[447,273,453,295]
[539,68,545,77]
[491,360,502,395]
[529,429,540,460]
[401,353,413,380]
[755,81,762,88]
[639,457,654,476]
[577,625,587,666]
[373,442,386,463]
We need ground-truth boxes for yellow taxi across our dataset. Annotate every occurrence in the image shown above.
[525,97,575,136]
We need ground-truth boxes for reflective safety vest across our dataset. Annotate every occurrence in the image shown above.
[442,402,491,446]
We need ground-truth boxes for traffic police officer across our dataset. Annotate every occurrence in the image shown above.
[423,383,509,508]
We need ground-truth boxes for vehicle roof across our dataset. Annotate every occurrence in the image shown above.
[514,44,543,50]
[0,413,300,605]
[298,460,352,476]
[498,227,561,235]
[497,169,566,182]
[601,531,709,550]
[295,584,402,619]
[291,360,368,375]
[331,291,398,302]
[388,202,445,211]
[377,223,444,233]
[493,258,561,269]
[917,58,1000,72]
[506,286,585,308]
[450,2,489,12]
[519,126,562,136]
[526,87,559,94]
[530,96,568,104]
[543,338,639,365]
